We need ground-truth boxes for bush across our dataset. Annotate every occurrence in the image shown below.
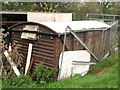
[32,62,57,84]
[2,74,35,88]
[2,62,58,88]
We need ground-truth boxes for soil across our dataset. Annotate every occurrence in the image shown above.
[96,67,111,75]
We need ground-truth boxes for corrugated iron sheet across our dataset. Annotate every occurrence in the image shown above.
[9,22,62,73]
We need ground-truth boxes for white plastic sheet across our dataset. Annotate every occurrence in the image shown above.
[39,21,110,34]
[58,50,90,79]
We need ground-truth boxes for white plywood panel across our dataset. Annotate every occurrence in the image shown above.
[55,13,72,22]
[58,50,90,79]
[27,12,55,22]
[27,12,72,22]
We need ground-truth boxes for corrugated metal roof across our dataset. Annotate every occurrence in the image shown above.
[39,21,110,34]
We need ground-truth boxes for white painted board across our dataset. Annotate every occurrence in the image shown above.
[58,50,90,79]
[25,43,33,75]
[4,50,20,77]
[27,12,72,22]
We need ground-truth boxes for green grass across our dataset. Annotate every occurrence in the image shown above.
[0,80,2,90]
[42,63,118,88]
[2,52,118,88]
[39,53,118,88]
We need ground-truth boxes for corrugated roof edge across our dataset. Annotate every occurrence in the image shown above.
[9,21,59,36]
[38,21,111,35]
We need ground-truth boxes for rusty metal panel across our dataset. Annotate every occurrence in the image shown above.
[12,32,58,72]
[9,22,60,73]
[12,32,29,71]
[33,36,57,69]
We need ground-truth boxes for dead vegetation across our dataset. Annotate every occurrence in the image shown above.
[96,67,111,75]
[2,43,23,77]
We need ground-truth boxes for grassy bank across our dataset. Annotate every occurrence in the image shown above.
[0,80,2,90]
[43,62,118,88]
[2,53,118,88]
[36,53,118,88]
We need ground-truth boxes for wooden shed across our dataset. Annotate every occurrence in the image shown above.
[8,20,118,74]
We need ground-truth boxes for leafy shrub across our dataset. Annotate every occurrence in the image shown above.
[32,62,57,84]
[2,61,58,88]
[2,73,35,88]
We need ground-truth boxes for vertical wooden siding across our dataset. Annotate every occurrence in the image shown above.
[64,30,104,61]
